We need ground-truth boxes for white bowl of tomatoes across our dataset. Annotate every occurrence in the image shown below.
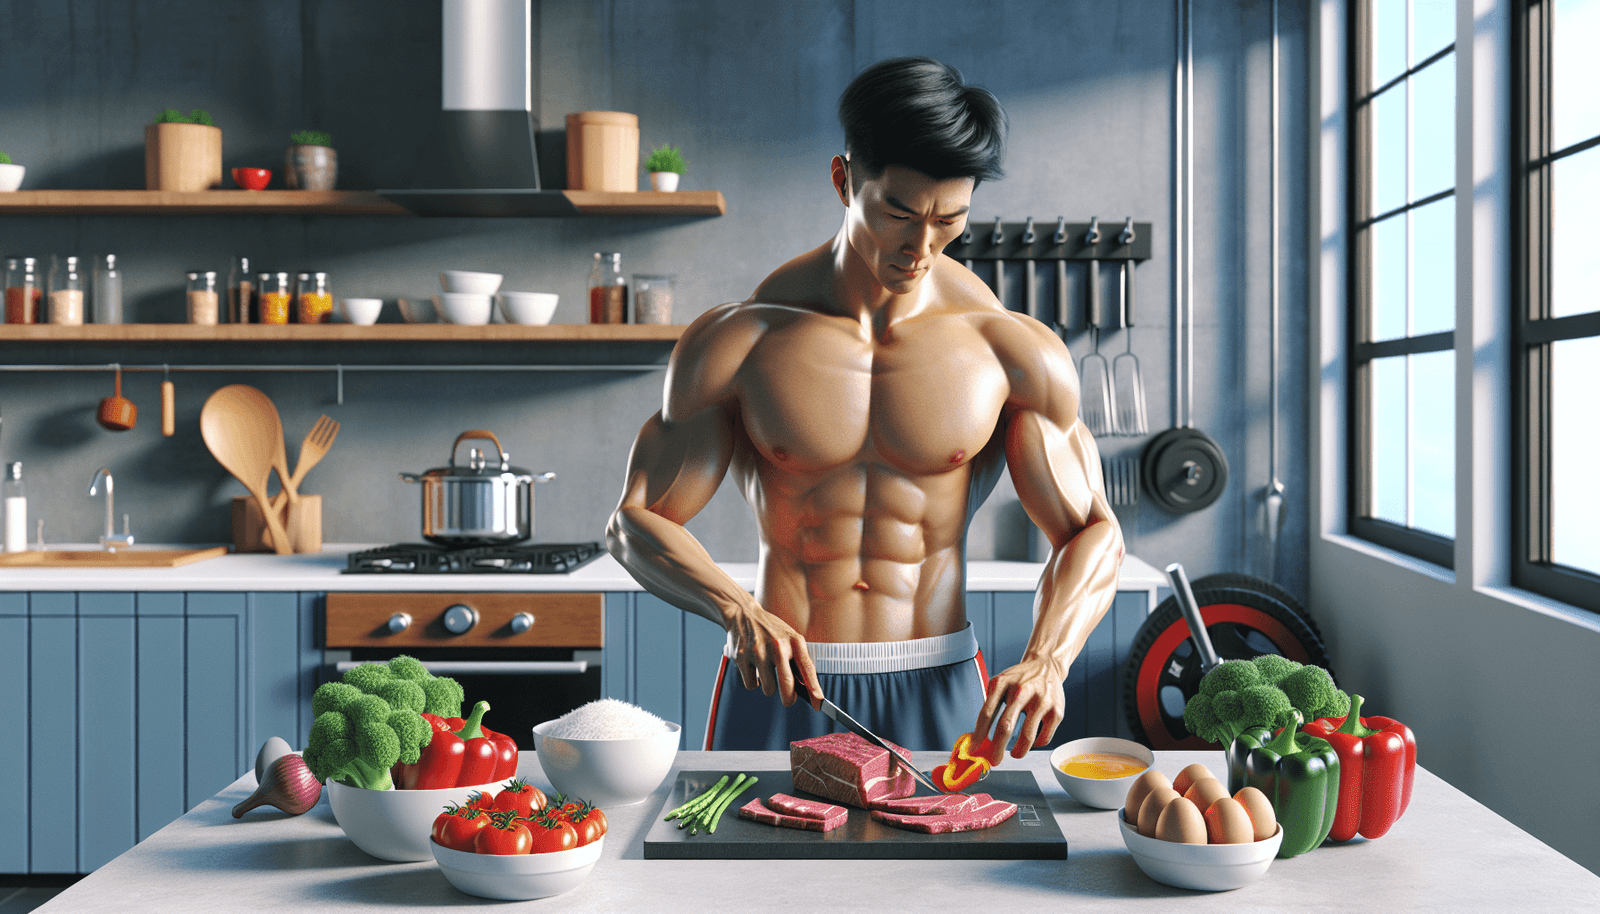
[429,786,609,901]
[327,777,519,862]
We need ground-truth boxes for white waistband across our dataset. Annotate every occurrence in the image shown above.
[723,624,979,675]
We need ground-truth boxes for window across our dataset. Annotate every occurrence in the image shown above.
[1348,0,1458,567]
[1516,0,1600,611]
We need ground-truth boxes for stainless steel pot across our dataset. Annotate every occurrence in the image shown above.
[399,429,554,545]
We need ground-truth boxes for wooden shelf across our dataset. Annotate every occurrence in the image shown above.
[0,188,727,217]
[0,323,686,342]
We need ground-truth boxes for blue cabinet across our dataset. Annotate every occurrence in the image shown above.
[0,591,321,875]
[600,589,1152,752]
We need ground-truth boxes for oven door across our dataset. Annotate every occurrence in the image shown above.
[324,592,604,749]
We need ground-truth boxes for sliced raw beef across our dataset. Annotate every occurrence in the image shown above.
[765,793,848,821]
[790,732,916,808]
[868,793,981,816]
[869,792,1017,834]
[739,797,848,832]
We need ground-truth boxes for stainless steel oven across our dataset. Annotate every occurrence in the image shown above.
[323,592,603,749]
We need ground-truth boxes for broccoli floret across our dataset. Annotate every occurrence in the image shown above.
[302,682,426,789]
[1197,659,1263,696]
[340,663,427,714]
[1251,654,1302,684]
[369,655,465,718]
[1237,684,1293,729]
[1278,664,1350,720]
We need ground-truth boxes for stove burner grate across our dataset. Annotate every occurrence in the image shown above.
[343,542,604,574]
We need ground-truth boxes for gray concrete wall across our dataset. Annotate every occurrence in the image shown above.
[0,0,1309,601]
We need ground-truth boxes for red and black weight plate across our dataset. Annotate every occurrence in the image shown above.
[1120,575,1332,750]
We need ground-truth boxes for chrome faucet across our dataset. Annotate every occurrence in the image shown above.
[88,468,135,551]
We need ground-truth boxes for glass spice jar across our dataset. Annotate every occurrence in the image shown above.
[296,271,333,323]
[186,270,220,324]
[48,255,85,325]
[92,254,122,324]
[587,252,627,323]
[631,273,675,324]
[226,255,254,323]
[5,256,42,324]
[257,272,291,324]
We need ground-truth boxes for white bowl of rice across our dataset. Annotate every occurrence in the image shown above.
[532,700,680,808]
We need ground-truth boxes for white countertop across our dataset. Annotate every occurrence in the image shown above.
[0,546,1167,595]
[34,749,1600,913]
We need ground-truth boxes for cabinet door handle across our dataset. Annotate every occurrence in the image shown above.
[335,660,587,675]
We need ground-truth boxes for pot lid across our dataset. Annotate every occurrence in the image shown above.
[418,429,531,479]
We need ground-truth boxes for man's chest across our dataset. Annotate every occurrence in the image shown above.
[736,317,1010,476]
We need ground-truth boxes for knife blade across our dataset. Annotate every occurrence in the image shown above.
[818,697,949,796]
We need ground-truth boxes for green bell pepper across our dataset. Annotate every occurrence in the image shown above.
[1227,710,1340,858]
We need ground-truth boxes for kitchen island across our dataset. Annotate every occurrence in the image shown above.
[34,750,1600,913]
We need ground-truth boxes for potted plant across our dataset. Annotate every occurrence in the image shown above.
[0,152,23,192]
[285,129,336,191]
[145,108,222,191]
[644,144,686,192]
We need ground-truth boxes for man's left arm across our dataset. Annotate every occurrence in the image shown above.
[972,348,1125,762]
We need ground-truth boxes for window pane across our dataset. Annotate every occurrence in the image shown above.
[1411,196,1454,335]
[1410,53,1455,200]
[1411,0,1455,64]
[1551,336,1600,575]
[1370,215,1408,341]
[1371,86,1408,216]
[1372,0,1408,87]
[1410,350,1454,538]
[1552,0,1600,151]
[1551,144,1600,319]
[1370,356,1408,524]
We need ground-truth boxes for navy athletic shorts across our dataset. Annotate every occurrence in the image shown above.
[703,624,989,752]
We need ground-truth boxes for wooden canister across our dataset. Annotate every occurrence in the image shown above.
[144,123,223,192]
[565,111,639,191]
[232,494,322,554]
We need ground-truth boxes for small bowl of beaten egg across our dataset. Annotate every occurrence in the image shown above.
[1049,736,1155,809]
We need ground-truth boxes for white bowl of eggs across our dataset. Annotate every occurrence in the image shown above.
[1118,762,1282,892]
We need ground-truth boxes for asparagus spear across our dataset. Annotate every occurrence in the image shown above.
[690,773,747,835]
[664,775,729,821]
[706,775,756,833]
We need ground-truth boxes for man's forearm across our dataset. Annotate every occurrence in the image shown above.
[1020,516,1124,674]
[605,504,756,628]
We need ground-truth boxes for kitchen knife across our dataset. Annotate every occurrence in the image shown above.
[818,697,948,796]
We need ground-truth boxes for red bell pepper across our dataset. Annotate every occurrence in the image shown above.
[397,712,466,790]
[933,732,995,792]
[480,723,519,781]
[1301,693,1417,841]
[455,701,501,786]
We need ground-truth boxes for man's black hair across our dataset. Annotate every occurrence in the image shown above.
[838,56,1007,188]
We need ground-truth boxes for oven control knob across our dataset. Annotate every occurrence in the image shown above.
[442,604,479,635]
[510,612,535,634]
[387,612,412,634]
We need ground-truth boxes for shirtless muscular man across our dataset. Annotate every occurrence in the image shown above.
[607,57,1123,763]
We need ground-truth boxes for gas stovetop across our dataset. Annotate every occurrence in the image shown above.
[343,542,604,574]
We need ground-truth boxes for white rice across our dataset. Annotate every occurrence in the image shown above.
[545,698,671,740]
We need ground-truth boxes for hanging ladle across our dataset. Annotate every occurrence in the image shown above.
[97,364,137,432]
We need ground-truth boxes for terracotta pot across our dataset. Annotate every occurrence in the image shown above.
[285,145,337,191]
[144,123,223,191]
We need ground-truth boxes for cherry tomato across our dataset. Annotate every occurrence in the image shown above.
[431,805,488,852]
[492,779,546,818]
[474,814,533,855]
[465,789,497,812]
[525,814,578,854]
[569,804,607,846]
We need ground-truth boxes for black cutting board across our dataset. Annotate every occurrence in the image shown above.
[642,769,1068,860]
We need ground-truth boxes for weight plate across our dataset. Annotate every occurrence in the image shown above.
[1141,427,1229,513]
[1120,581,1332,750]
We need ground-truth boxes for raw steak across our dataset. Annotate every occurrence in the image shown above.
[869,792,1017,834]
[765,793,848,821]
[739,797,848,832]
[868,793,981,816]
[790,732,916,808]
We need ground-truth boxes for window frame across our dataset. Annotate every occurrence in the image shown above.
[1346,0,1458,568]
[1512,0,1600,612]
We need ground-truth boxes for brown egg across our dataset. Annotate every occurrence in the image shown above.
[1183,777,1229,813]
[1171,762,1214,797]
[1123,769,1172,825]
[1137,786,1182,838]
[1204,797,1256,844]
[1232,786,1278,841]
[1156,796,1208,844]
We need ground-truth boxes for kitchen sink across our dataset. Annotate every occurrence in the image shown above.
[0,546,229,567]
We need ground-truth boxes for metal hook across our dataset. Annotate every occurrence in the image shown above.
[960,225,973,245]
[991,216,1005,246]
[1022,216,1037,245]
[1084,216,1101,245]
[1052,216,1067,245]
[1118,216,1136,246]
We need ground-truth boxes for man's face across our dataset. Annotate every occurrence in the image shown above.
[837,160,974,296]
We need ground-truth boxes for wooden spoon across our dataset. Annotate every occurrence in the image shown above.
[199,384,294,555]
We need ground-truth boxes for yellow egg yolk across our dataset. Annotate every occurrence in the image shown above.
[1059,752,1148,779]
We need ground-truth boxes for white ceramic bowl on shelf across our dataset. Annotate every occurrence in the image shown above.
[433,292,493,325]
[1049,736,1156,810]
[497,291,558,325]
[431,835,603,901]
[530,719,680,808]
[325,778,513,862]
[338,297,383,325]
[439,270,503,295]
[397,296,437,323]
[1118,815,1282,891]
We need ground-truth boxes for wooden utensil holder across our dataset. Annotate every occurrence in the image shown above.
[232,494,321,554]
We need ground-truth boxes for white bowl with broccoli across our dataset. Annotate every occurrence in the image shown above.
[328,778,513,862]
